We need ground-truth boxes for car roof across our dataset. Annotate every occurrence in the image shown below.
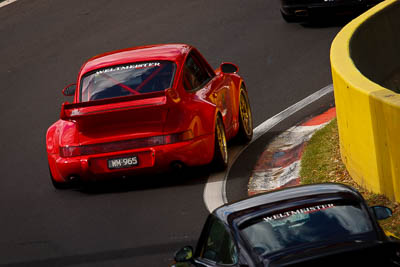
[214,183,364,225]
[79,43,191,75]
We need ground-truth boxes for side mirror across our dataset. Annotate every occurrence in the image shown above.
[62,83,77,96]
[174,246,194,263]
[372,206,393,220]
[220,62,239,74]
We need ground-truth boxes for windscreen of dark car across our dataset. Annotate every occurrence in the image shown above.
[80,61,176,102]
[239,202,374,256]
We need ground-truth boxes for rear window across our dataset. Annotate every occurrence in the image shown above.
[80,61,176,102]
[239,202,373,255]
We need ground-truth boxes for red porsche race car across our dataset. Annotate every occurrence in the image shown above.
[46,44,253,188]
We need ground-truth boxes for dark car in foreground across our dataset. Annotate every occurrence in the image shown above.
[173,183,400,266]
[280,0,383,22]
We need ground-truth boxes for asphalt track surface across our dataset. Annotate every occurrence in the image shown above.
[0,1,344,266]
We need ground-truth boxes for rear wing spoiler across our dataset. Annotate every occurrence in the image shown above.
[60,91,169,120]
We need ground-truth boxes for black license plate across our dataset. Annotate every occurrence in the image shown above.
[108,156,138,169]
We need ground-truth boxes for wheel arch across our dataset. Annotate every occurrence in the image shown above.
[233,79,248,127]
[211,109,225,150]
[213,109,225,133]
[46,121,61,155]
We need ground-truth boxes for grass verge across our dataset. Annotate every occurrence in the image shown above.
[300,118,400,237]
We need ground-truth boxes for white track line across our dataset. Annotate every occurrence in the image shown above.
[0,0,17,9]
[203,84,334,212]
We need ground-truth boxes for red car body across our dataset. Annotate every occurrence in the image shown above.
[46,44,252,187]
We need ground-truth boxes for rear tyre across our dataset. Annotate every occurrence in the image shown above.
[212,116,228,171]
[237,87,253,143]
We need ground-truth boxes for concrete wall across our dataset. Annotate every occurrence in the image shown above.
[330,0,400,201]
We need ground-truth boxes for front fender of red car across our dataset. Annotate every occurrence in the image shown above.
[228,74,246,139]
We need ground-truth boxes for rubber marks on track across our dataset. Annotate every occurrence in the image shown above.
[203,85,333,212]
[248,107,336,196]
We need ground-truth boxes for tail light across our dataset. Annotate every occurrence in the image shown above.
[59,130,194,158]
[60,146,81,158]
[164,130,194,144]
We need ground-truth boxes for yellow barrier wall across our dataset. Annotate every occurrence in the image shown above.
[330,0,400,201]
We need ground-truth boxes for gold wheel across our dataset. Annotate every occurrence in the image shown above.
[216,118,228,164]
[237,87,253,142]
[240,91,252,137]
[212,116,228,170]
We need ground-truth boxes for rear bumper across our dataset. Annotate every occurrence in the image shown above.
[48,134,214,182]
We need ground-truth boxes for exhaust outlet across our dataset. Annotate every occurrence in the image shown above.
[171,161,185,172]
[68,175,80,182]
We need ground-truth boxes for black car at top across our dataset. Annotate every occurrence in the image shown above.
[173,183,400,267]
[280,0,383,22]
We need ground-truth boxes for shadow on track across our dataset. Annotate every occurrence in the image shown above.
[70,166,211,195]
[301,16,354,28]
[4,240,197,267]
[288,14,359,28]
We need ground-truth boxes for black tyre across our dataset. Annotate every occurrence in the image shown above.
[237,87,253,143]
[212,116,228,170]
